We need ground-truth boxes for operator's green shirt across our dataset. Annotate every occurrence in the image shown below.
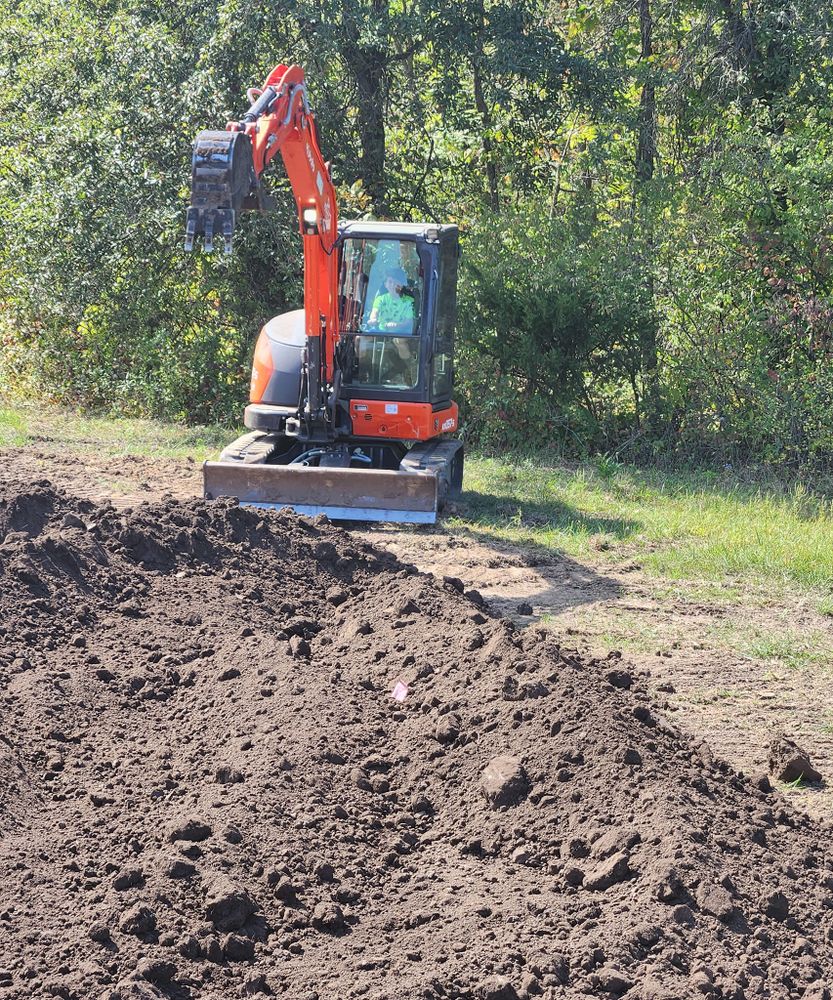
[370,291,414,331]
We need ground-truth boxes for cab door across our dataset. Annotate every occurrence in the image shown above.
[431,233,458,405]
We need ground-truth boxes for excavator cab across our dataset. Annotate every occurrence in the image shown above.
[238,221,459,444]
[337,222,458,408]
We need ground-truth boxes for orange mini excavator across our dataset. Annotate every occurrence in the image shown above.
[186,63,463,522]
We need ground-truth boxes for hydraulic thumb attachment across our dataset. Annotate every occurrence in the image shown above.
[184,131,273,253]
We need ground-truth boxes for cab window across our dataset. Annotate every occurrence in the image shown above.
[431,238,457,401]
[340,237,423,389]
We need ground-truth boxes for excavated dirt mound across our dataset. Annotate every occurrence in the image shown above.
[1,479,832,1000]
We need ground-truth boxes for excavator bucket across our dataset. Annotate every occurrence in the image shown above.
[203,462,440,523]
[185,130,272,254]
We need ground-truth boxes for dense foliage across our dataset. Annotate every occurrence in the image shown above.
[1,0,832,464]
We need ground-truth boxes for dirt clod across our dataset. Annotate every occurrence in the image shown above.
[215,764,244,784]
[434,712,461,745]
[134,959,175,984]
[755,772,774,793]
[243,973,271,996]
[477,976,519,1000]
[118,904,156,938]
[223,932,256,961]
[166,816,212,843]
[696,883,736,922]
[88,922,110,943]
[481,755,529,809]
[112,868,144,891]
[592,968,633,996]
[311,901,346,933]
[205,877,258,931]
[178,934,201,959]
[584,851,633,891]
[763,889,790,921]
[163,857,196,879]
[606,668,633,689]
[101,980,165,1000]
[769,735,823,784]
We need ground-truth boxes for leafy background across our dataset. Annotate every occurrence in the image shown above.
[1,0,831,465]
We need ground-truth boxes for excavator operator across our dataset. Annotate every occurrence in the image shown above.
[364,265,419,386]
[368,267,414,332]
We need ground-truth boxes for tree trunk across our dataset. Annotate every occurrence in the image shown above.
[341,0,389,214]
[635,0,656,187]
[342,42,388,213]
[635,0,660,430]
[472,59,499,211]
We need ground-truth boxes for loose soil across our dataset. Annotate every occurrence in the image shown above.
[6,445,832,824]
[369,528,833,822]
[2,472,833,999]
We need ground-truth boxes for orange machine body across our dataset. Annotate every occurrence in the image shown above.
[349,400,458,441]
[229,64,340,385]
[189,64,464,522]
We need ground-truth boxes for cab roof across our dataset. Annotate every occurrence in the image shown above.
[338,220,458,240]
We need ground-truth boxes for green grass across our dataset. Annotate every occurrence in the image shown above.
[587,612,664,654]
[540,608,665,655]
[645,579,746,607]
[687,688,742,705]
[0,408,28,447]
[705,621,833,672]
[0,401,238,461]
[455,455,833,595]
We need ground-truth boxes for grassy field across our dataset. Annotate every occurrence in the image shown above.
[0,404,235,459]
[457,455,833,598]
[451,456,833,686]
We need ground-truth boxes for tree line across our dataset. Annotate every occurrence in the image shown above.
[1,0,831,466]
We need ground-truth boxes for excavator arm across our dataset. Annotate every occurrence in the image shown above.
[185,64,340,387]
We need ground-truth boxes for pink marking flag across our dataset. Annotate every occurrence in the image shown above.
[391,680,409,703]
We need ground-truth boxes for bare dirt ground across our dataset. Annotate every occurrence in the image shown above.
[371,529,833,823]
[5,445,832,823]
[3,464,833,999]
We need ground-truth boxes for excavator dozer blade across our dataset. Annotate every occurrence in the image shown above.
[203,461,439,523]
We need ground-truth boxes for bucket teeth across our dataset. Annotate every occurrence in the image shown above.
[184,209,197,252]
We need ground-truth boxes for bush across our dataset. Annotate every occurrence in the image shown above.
[455,211,654,453]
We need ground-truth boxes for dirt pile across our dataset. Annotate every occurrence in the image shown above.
[0,478,832,1000]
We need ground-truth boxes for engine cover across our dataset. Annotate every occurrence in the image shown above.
[251,309,305,408]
